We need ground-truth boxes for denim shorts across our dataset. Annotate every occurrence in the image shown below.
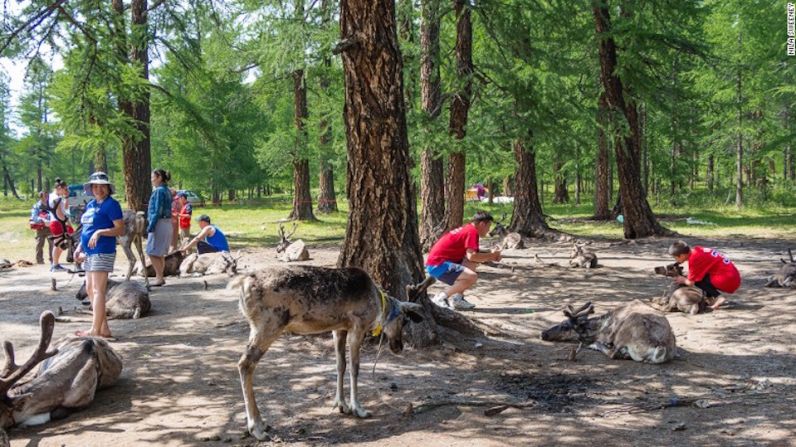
[425,261,465,286]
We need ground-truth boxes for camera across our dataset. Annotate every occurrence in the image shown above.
[654,262,683,277]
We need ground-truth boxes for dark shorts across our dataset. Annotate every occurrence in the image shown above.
[197,241,220,254]
[425,261,465,286]
[695,274,722,298]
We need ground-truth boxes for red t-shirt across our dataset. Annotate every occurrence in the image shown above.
[687,246,741,293]
[178,203,193,229]
[426,223,480,266]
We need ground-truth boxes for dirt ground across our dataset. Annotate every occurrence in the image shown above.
[1,235,795,447]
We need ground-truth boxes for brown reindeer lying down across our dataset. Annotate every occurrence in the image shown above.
[0,312,122,433]
[76,279,151,319]
[541,300,676,363]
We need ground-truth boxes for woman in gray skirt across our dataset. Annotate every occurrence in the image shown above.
[147,168,173,286]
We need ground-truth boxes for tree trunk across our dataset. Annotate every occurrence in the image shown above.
[420,151,445,249]
[114,0,152,211]
[707,154,714,193]
[398,0,415,109]
[509,137,549,236]
[418,0,445,249]
[316,0,338,214]
[575,147,582,205]
[594,93,611,220]
[289,68,316,221]
[317,159,337,213]
[36,162,42,193]
[446,0,472,230]
[553,158,569,204]
[94,148,108,174]
[503,176,513,196]
[446,153,466,229]
[1,163,20,199]
[593,2,668,238]
[735,69,743,208]
[338,0,441,346]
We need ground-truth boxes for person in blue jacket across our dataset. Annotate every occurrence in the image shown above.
[180,214,229,254]
[74,172,124,339]
[147,168,173,286]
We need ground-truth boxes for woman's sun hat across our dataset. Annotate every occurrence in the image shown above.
[84,171,115,196]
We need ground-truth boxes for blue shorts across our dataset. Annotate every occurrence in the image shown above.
[425,261,465,286]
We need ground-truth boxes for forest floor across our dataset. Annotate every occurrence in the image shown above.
[1,233,795,447]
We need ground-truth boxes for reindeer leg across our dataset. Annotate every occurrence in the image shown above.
[238,325,281,441]
[347,329,371,418]
[122,240,135,281]
[134,235,149,289]
[332,330,351,414]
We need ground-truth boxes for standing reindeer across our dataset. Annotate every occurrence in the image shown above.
[0,312,123,432]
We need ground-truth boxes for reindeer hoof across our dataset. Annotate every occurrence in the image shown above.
[332,399,351,414]
[352,405,372,418]
[248,419,270,441]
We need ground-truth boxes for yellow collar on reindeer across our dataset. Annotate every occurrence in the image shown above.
[371,289,390,337]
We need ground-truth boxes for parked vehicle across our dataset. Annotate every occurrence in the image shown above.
[178,190,205,207]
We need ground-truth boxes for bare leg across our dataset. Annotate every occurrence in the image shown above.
[710,296,727,310]
[443,263,478,297]
[151,255,165,284]
[238,327,281,441]
[332,330,350,414]
[347,330,371,418]
[91,271,111,337]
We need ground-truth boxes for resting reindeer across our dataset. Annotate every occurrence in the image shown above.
[235,266,424,441]
[76,279,151,319]
[541,301,676,364]
[0,312,123,432]
[275,223,309,262]
[487,213,524,250]
[651,263,706,314]
[179,251,239,276]
[765,248,796,288]
[569,244,597,268]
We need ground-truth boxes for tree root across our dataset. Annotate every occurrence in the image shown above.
[411,399,535,416]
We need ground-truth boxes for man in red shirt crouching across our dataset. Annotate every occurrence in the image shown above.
[425,211,502,310]
[668,240,741,310]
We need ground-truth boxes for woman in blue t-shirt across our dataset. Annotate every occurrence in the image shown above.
[74,172,124,339]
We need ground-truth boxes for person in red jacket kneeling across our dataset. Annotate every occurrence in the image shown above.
[669,240,741,310]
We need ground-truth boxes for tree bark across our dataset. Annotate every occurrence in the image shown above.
[418,0,445,249]
[446,0,472,230]
[113,0,152,211]
[289,68,316,221]
[593,2,668,238]
[553,158,569,204]
[337,0,435,345]
[94,148,107,174]
[317,0,338,214]
[1,162,20,199]
[707,154,714,193]
[593,93,611,219]
[509,137,549,236]
[735,68,743,208]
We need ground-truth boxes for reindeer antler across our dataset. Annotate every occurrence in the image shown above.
[0,312,58,396]
[286,223,298,239]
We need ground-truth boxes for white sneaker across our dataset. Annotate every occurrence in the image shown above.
[451,294,476,310]
[431,292,451,309]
